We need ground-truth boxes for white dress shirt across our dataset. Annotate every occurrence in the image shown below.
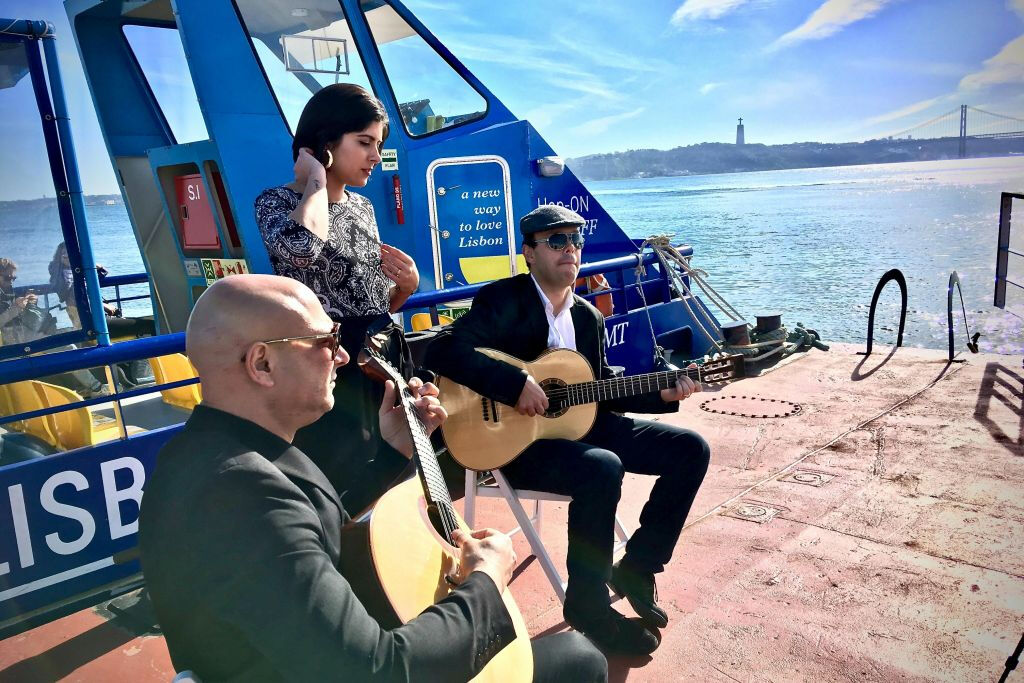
[531,275,577,351]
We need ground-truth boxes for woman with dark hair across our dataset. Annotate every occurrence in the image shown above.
[254,84,420,511]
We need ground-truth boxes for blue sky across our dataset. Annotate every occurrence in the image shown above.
[2,0,1023,199]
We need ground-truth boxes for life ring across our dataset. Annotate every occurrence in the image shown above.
[576,274,613,316]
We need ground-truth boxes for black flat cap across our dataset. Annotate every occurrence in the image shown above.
[520,204,585,236]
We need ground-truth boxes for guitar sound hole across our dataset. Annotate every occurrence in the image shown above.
[539,377,569,418]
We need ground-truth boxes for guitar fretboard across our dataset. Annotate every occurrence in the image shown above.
[546,366,704,407]
[399,384,460,545]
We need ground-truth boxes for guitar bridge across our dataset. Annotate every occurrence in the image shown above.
[481,397,499,422]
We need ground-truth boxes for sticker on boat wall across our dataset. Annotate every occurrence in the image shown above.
[184,259,202,278]
[381,149,398,171]
[201,258,250,285]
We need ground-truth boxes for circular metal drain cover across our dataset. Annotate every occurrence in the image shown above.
[735,504,770,519]
[699,395,802,418]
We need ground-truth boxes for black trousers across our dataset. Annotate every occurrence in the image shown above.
[502,411,710,614]
[532,631,607,682]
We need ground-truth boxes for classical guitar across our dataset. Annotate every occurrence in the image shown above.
[339,340,533,683]
[438,348,744,471]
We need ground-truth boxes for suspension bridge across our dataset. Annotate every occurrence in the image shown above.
[885,105,1024,158]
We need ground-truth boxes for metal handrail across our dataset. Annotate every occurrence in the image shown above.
[947,270,980,362]
[401,251,660,309]
[2,251,667,387]
[860,268,907,356]
[995,192,1024,310]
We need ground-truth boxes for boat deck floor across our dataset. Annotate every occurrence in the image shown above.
[1,343,1021,682]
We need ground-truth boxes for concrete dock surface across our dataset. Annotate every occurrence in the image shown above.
[1,343,1021,681]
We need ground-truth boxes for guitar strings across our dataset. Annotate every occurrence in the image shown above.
[542,366,706,400]
[404,393,460,541]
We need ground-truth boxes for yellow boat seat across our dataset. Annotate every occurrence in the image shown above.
[410,313,455,332]
[32,381,143,452]
[0,382,23,433]
[149,353,202,411]
[5,381,59,448]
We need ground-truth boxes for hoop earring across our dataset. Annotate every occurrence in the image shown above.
[324,149,334,169]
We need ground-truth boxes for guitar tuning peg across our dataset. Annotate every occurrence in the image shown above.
[713,353,721,360]
[703,355,710,362]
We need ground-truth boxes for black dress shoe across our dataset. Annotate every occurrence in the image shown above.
[608,560,668,628]
[564,604,661,656]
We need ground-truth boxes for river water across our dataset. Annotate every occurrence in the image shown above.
[592,156,1024,355]
[3,157,1022,354]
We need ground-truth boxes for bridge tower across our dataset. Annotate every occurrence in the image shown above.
[959,104,967,158]
[736,117,745,146]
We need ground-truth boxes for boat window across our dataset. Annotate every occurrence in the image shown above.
[122,24,209,144]
[360,1,486,137]
[0,41,83,345]
[233,0,374,133]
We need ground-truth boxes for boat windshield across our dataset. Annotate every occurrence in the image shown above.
[359,0,486,137]
[234,0,376,132]
[0,39,84,351]
[233,0,486,137]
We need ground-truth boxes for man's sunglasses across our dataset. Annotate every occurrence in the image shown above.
[240,322,343,362]
[531,233,584,251]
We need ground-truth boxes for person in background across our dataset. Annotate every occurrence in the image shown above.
[139,273,607,682]
[254,84,420,513]
[0,258,39,345]
[2,256,109,398]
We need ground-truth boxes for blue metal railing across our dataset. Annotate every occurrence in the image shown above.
[1,251,674,432]
[99,271,151,311]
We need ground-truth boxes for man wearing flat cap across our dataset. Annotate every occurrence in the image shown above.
[426,205,710,657]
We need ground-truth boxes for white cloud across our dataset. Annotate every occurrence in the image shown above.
[767,0,898,52]
[671,0,754,25]
[959,34,1024,90]
[574,107,647,136]
[446,34,621,98]
[521,102,577,131]
[865,95,948,125]
[552,36,672,75]
[699,82,725,95]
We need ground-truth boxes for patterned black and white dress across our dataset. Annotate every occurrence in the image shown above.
[254,186,392,320]
[255,185,410,511]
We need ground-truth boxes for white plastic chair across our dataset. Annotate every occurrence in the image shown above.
[464,469,630,602]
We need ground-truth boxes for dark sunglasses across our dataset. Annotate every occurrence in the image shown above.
[1,274,15,281]
[532,232,584,251]
[240,322,343,362]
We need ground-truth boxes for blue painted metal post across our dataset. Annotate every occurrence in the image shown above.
[42,34,110,346]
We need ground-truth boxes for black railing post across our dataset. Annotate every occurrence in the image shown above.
[947,270,980,362]
[860,269,907,356]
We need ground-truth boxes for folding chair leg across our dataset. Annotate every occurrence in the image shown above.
[491,470,567,602]
[464,469,477,529]
[613,514,630,553]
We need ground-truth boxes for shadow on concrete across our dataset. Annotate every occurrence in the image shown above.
[973,362,1024,456]
[851,345,900,381]
[0,592,159,683]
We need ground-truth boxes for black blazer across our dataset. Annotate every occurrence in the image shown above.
[139,405,515,682]
[425,274,677,416]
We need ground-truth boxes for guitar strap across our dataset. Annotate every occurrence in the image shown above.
[366,313,416,381]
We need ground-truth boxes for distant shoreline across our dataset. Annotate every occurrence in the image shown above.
[566,137,1024,181]
[0,194,123,207]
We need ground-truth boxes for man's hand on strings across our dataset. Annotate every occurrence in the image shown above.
[661,363,701,402]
